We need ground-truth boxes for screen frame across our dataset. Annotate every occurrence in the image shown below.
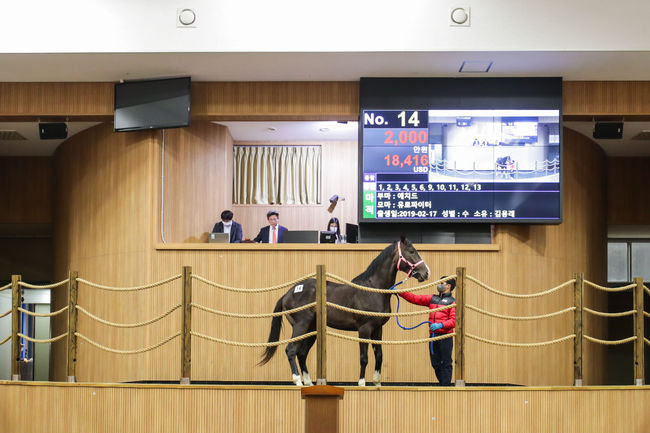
[357,77,563,225]
[114,76,191,132]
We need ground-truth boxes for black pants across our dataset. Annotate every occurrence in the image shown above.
[429,336,453,386]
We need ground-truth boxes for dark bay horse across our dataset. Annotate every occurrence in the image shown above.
[259,237,429,386]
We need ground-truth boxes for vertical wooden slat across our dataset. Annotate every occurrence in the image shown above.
[633,277,645,386]
[181,266,192,384]
[11,274,21,381]
[66,271,78,382]
[573,273,584,386]
[316,264,327,384]
[454,267,465,387]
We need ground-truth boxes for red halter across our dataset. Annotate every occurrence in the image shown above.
[396,241,424,278]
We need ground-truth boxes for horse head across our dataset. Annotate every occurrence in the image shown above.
[396,236,429,282]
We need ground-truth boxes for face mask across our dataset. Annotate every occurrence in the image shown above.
[223,221,232,227]
[329,225,337,231]
[436,284,447,293]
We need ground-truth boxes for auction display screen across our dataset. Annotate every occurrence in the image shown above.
[360,109,561,223]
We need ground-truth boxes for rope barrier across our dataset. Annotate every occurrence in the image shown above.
[192,273,316,293]
[466,304,575,321]
[17,332,67,344]
[584,335,637,346]
[76,304,182,328]
[327,331,455,345]
[583,307,636,318]
[75,332,181,354]
[18,306,69,318]
[191,302,316,318]
[326,302,455,317]
[18,279,70,290]
[466,276,575,298]
[644,311,650,318]
[583,280,636,292]
[76,274,182,292]
[0,335,10,346]
[645,337,650,347]
[644,285,650,296]
[0,283,11,292]
[0,310,11,319]
[191,330,317,347]
[325,274,456,294]
[466,333,575,347]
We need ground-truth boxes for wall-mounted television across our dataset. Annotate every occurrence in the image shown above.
[359,77,562,224]
[114,76,191,132]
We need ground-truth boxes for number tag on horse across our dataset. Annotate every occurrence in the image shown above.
[294,284,303,293]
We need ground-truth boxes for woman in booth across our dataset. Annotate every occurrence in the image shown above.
[326,217,344,243]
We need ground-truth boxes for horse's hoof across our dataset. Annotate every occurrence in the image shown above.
[302,372,313,386]
[292,374,303,386]
[373,371,381,386]
[358,379,366,386]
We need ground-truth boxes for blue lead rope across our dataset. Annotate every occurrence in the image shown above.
[389,279,436,356]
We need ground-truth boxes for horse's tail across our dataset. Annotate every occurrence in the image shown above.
[258,296,284,366]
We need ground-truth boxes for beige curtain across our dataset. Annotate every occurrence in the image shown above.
[233,146,321,204]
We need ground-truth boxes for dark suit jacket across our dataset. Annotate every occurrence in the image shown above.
[253,225,288,243]
[212,221,243,243]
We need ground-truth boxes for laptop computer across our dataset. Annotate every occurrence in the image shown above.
[208,232,230,243]
[283,230,319,243]
[320,230,337,244]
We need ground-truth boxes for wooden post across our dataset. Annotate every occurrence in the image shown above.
[633,277,645,386]
[181,266,192,384]
[573,273,584,386]
[66,271,79,382]
[454,267,465,387]
[11,274,21,381]
[316,264,327,385]
[301,386,344,433]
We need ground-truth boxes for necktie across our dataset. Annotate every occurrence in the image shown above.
[272,226,277,243]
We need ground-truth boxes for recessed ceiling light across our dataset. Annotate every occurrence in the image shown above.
[459,61,493,73]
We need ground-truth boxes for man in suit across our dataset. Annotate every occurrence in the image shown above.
[212,210,243,243]
[253,210,288,243]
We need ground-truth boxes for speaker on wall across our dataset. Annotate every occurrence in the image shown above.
[39,122,68,140]
[593,122,623,139]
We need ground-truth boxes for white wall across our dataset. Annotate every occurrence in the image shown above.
[1,0,649,53]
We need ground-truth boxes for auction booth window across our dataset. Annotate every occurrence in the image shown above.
[233,145,321,205]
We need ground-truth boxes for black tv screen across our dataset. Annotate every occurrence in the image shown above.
[359,77,562,224]
[114,77,191,132]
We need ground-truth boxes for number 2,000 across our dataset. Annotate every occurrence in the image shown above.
[384,130,428,145]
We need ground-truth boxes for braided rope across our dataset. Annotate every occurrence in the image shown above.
[18,279,70,290]
[466,333,575,347]
[76,304,181,328]
[18,306,69,318]
[76,274,182,292]
[326,302,455,317]
[644,285,650,296]
[0,335,10,346]
[645,337,650,347]
[584,335,637,346]
[192,273,316,293]
[325,274,456,294]
[0,283,11,292]
[75,332,181,354]
[191,302,316,318]
[17,332,67,344]
[466,304,575,321]
[327,331,455,345]
[583,280,636,292]
[191,330,317,347]
[583,307,636,318]
[0,310,11,319]
[466,276,574,298]
[644,311,650,318]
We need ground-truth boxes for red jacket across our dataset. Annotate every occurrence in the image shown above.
[399,291,456,334]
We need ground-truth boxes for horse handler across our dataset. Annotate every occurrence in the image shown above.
[399,277,456,386]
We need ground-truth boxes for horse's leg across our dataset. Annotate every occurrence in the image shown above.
[371,326,383,386]
[297,334,316,386]
[285,320,312,386]
[357,323,373,386]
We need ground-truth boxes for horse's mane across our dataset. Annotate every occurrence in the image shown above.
[351,241,397,284]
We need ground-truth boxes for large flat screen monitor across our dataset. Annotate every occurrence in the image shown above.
[114,76,191,132]
[359,77,562,224]
[283,230,319,244]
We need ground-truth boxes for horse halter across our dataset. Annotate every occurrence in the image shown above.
[396,241,424,279]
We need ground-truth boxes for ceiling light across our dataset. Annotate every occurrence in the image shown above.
[459,61,493,73]
[319,127,330,132]
[266,127,277,132]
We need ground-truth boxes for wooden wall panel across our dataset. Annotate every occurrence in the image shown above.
[0,157,53,224]
[2,382,649,433]
[563,81,650,117]
[607,157,650,225]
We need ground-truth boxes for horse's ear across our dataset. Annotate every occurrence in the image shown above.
[400,234,406,244]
